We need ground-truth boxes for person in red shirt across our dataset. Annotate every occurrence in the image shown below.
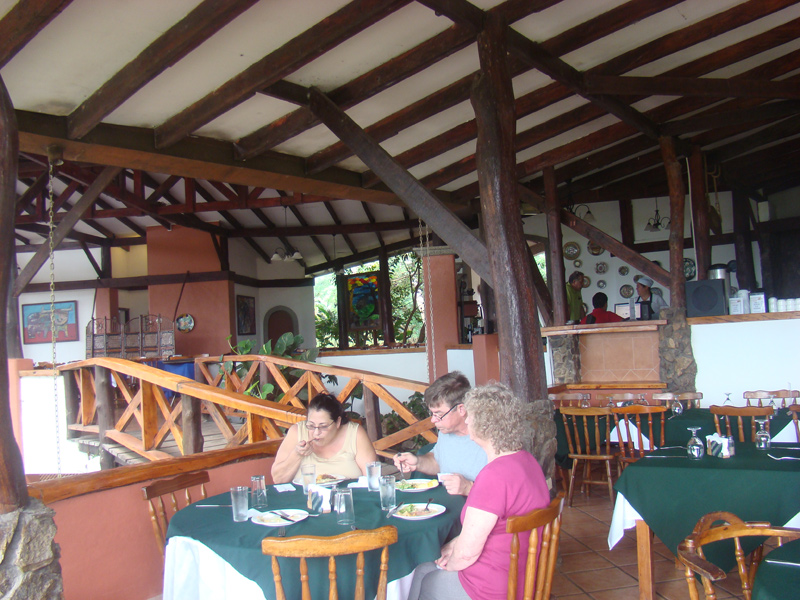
[581,292,624,324]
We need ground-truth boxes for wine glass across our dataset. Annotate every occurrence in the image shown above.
[755,419,771,450]
[670,400,684,418]
[580,397,591,409]
[723,393,733,406]
[687,427,705,459]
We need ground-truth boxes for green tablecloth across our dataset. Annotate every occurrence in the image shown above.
[753,538,800,600]
[167,482,464,599]
[614,445,800,573]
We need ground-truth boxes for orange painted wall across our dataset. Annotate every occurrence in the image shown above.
[147,227,234,356]
[94,288,119,321]
[51,457,275,600]
[472,334,500,385]
[423,254,459,382]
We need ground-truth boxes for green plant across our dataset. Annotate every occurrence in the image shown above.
[380,391,430,452]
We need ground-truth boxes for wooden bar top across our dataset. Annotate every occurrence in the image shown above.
[541,320,666,337]
[688,311,800,325]
[549,381,666,393]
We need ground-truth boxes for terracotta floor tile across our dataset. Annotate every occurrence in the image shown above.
[566,566,637,592]
[589,585,642,600]
[559,536,591,555]
[654,578,735,600]
[551,572,583,596]
[621,559,685,582]
[573,534,612,551]
[559,550,614,573]
[597,545,639,566]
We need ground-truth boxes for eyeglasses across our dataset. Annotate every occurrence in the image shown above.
[306,421,335,432]
[430,403,462,422]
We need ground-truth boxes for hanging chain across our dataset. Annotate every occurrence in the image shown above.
[47,159,62,476]
[418,219,436,381]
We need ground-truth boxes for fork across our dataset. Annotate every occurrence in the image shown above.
[767,454,800,461]
[277,526,286,538]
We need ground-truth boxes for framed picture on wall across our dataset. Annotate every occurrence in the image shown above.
[236,295,256,335]
[22,301,79,344]
[344,272,382,331]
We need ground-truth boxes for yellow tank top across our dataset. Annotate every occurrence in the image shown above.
[293,421,363,482]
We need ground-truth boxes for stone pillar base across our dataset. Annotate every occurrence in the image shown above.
[549,335,580,384]
[659,308,697,392]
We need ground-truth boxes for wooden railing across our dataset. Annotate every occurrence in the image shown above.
[58,355,435,464]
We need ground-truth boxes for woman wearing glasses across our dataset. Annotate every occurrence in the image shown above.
[271,393,377,484]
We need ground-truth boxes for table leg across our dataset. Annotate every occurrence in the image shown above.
[636,519,654,600]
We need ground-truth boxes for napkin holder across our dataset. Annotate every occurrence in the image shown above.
[307,484,332,512]
[706,433,733,458]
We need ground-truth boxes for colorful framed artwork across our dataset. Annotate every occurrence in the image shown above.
[345,272,382,331]
[22,301,79,344]
[236,295,256,335]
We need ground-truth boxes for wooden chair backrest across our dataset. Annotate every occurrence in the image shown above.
[599,393,646,406]
[743,389,799,408]
[612,405,666,459]
[261,526,398,600]
[559,407,614,457]
[506,493,565,600]
[652,392,702,409]
[549,392,590,408]
[141,470,209,555]
[677,511,800,600]
[788,404,800,443]
[709,405,774,442]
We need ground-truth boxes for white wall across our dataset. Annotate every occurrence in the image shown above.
[257,259,316,349]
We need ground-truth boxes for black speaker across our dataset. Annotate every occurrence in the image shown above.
[686,279,727,317]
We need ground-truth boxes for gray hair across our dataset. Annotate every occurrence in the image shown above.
[424,371,470,409]
[463,382,533,453]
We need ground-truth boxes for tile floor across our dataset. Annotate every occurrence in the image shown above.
[554,491,747,600]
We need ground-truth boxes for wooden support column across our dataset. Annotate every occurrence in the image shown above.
[471,14,547,403]
[94,365,116,469]
[0,74,28,511]
[181,393,203,455]
[733,190,757,290]
[660,136,686,312]
[689,146,711,280]
[422,253,459,382]
[362,386,382,444]
[543,166,567,325]
[63,370,80,440]
[619,198,634,248]
[336,272,348,350]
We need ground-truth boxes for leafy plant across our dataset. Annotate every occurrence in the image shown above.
[380,391,430,452]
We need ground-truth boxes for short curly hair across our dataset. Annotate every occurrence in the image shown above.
[463,382,533,453]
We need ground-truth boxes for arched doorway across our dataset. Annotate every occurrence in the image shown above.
[263,306,298,348]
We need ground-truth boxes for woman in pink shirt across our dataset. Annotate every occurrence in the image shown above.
[407,383,551,600]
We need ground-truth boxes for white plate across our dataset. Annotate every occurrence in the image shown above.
[250,509,309,527]
[315,475,346,487]
[392,503,446,520]
[395,479,439,493]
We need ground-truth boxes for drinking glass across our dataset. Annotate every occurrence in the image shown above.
[367,461,382,492]
[251,475,268,510]
[301,463,316,494]
[335,488,354,526]
[670,400,684,418]
[379,475,396,511]
[686,427,704,459]
[755,419,771,450]
[579,397,591,408]
[230,486,250,522]
[723,393,733,405]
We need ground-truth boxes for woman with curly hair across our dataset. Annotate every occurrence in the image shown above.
[407,383,550,600]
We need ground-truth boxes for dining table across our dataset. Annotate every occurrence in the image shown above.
[752,538,800,600]
[609,443,800,600]
[163,478,465,600]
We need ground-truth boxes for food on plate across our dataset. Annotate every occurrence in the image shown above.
[252,513,286,525]
[316,473,340,484]
[395,479,437,491]
[397,504,434,517]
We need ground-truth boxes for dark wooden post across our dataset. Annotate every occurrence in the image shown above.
[63,370,80,440]
[336,272,348,350]
[732,190,757,290]
[0,74,28,511]
[619,198,634,248]
[378,248,395,345]
[660,136,686,313]
[182,361,205,454]
[543,166,567,325]
[689,146,711,280]
[93,366,116,469]
[361,386,382,444]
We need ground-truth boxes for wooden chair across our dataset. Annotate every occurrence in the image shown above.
[677,511,800,600]
[599,392,646,407]
[142,470,209,555]
[744,389,799,408]
[652,392,703,410]
[549,392,590,408]
[612,405,666,469]
[261,526,398,600]
[506,492,565,600]
[788,404,800,442]
[709,405,774,442]
[559,407,618,505]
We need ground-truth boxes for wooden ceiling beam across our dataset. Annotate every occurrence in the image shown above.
[709,114,800,165]
[15,172,48,216]
[306,235,422,276]
[16,223,112,247]
[155,0,410,149]
[584,75,800,99]
[323,202,358,255]
[361,201,386,248]
[287,201,330,263]
[0,0,73,69]
[67,0,258,139]
[661,100,800,136]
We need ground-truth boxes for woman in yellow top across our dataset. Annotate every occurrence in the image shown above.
[271,393,377,484]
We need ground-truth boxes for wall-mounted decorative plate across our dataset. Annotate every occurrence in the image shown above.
[587,241,604,256]
[563,241,581,260]
[176,314,195,333]
[595,261,608,274]
[573,259,582,268]
[684,257,697,280]
[620,284,634,298]
[597,279,607,289]
[581,276,591,288]
[618,266,629,276]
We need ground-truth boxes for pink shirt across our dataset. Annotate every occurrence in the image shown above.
[458,451,550,600]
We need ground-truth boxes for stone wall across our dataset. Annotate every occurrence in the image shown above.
[0,499,62,599]
[549,335,580,384]
[658,307,697,392]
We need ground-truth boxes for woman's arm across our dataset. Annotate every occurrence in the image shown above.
[270,424,309,483]
[441,506,497,571]
[354,423,379,475]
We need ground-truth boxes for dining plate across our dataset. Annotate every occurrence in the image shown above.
[395,479,439,492]
[587,241,604,256]
[392,503,446,520]
[316,474,346,486]
[251,509,309,527]
[563,241,581,259]
[620,284,634,299]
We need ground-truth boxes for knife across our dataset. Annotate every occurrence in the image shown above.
[270,510,300,523]
[386,502,405,518]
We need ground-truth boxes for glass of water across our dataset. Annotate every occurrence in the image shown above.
[335,488,354,526]
[379,475,396,511]
[301,463,316,494]
[367,461,382,492]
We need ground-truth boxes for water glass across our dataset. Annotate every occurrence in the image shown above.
[379,475,396,511]
[755,419,771,450]
[335,488,354,526]
[251,475,268,510]
[686,427,704,460]
[301,463,316,494]
[367,461,382,492]
[230,486,250,522]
